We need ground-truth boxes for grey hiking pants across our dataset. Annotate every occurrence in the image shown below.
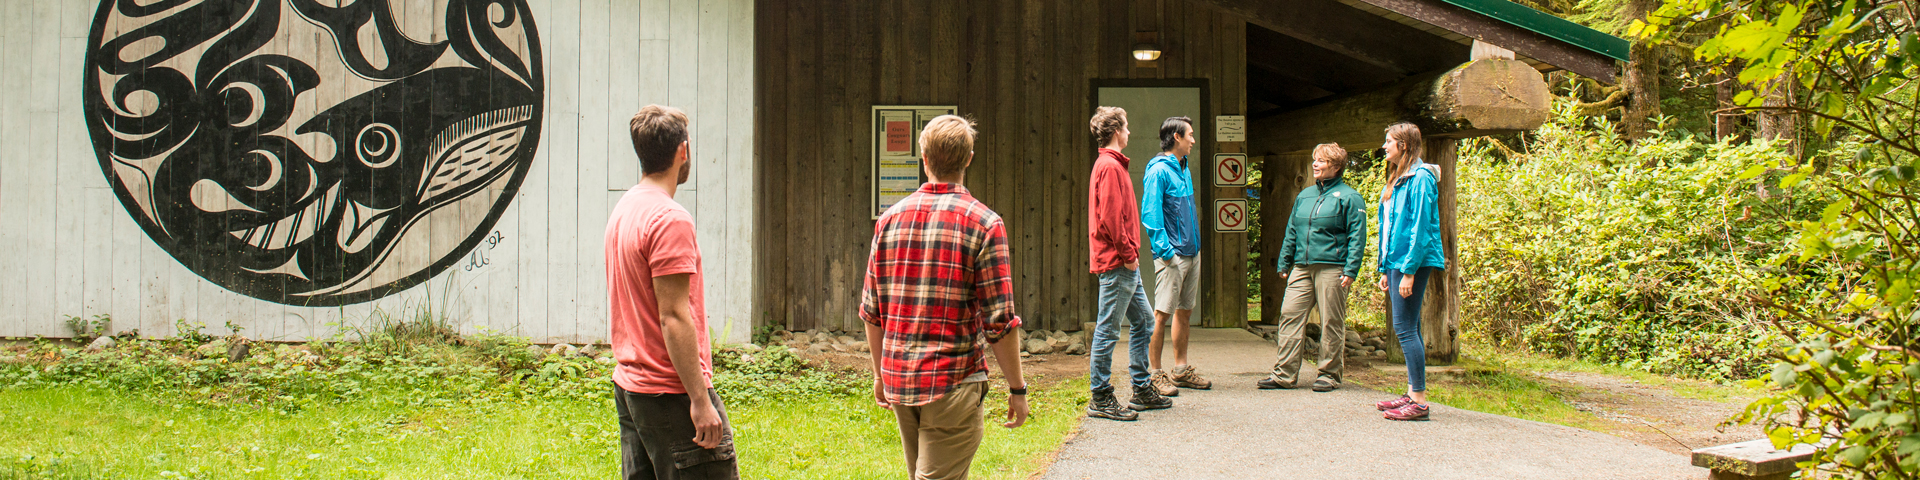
[1271,264,1350,386]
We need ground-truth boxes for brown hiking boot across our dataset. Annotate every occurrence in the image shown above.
[1087,387,1139,421]
[1149,369,1179,397]
[1170,365,1211,390]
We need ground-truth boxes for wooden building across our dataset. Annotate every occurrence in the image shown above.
[754,0,1626,364]
[0,0,1623,362]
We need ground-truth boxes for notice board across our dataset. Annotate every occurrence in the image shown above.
[871,105,958,218]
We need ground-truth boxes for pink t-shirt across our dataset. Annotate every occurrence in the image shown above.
[605,184,711,394]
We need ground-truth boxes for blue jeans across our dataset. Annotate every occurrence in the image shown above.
[1091,267,1155,392]
[1388,268,1433,393]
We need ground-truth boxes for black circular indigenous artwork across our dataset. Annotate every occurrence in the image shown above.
[82,0,544,306]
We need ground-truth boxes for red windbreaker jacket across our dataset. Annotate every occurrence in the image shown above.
[1088,148,1140,273]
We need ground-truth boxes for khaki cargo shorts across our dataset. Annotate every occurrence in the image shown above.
[1153,253,1200,313]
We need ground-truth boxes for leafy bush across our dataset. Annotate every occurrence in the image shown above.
[1638,1,1920,476]
[710,346,864,405]
[1450,106,1834,381]
[0,331,862,416]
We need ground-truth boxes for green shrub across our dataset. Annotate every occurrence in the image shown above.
[1448,106,1836,381]
[0,332,864,414]
[710,345,864,405]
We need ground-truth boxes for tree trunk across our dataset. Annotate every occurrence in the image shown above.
[1246,58,1552,155]
[1621,0,1663,141]
[1756,77,1800,157]
[1715,69,1740,142]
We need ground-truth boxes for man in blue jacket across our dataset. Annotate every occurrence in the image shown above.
[1143,117,1210,397]
[1261,143,1367,393]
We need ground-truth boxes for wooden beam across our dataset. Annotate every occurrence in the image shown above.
[1346,0,1620,83]
[1246,26,1403,94]
[1246,64,1336,108]
[1246,58,1550,155]
[1199,0,1465,76]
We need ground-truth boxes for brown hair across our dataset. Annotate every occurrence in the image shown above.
[920,115,977,179]
[1312,143,1349,175]
[1381,122,1424,201]
[1090,106,1127,148]
[629,105,689,175]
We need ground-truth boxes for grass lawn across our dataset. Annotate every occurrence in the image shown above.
[7,382,1098,480]
[0,336,1086,480]
[0,380,1085,480]
[1346,356,1616,432]
[1465,348,1764,403]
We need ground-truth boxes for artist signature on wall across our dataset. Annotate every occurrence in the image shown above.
[463,231,507,272]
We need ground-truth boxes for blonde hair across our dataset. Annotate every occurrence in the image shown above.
[920,115,977,178]
[1381,122,1424,201]
[1312,143,1349,174]
[1090,106,1127,147]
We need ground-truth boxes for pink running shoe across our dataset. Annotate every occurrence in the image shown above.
[1376,395,1413,411]
[1383,402,1430,421]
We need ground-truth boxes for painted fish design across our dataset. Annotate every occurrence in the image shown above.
[83,0,544,305]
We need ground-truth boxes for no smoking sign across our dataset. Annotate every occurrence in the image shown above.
[1214,199,1249,232]
[1214,153,1247,187]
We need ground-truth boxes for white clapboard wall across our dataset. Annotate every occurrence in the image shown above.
[0,0,756,344]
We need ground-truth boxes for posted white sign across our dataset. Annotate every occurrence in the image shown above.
[1214,198,1249,232]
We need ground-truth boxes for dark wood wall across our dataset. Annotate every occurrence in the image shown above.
[755,0,1250,332]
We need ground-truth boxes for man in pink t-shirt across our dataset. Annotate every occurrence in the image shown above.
[605,105,737,480]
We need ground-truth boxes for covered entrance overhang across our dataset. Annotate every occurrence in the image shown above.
[752,0,1627,364]
[1211,0,1628,362]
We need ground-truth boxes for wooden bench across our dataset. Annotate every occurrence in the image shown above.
[1692,439,1820,480]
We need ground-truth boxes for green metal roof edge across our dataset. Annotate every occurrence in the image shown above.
[1440,0,1631,62]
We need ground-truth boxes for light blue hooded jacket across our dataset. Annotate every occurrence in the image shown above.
[1141,153,1201,259]
[1377,158,1446,274]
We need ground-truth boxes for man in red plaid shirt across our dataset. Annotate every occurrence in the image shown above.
[861,114,1029,480]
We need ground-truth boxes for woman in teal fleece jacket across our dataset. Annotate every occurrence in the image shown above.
[1260,143,1368,393]
[1374,122,1446,422]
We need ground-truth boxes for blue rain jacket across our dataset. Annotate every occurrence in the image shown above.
[1141,154,1201,259]
[1377,159,1446,274]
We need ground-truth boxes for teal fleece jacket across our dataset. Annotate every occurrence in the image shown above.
[1277,176,1368,278]
[1377,159,1446,274]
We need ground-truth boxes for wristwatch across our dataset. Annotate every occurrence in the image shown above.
[1008,386,1028,396]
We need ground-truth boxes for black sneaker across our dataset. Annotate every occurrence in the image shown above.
[1312,378,1339,392]
[1086,387,1139,421]
[1257,377,1296,390]
[1130,384,1173,411]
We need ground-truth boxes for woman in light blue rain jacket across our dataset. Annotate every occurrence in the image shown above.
[1373,122,1446,422]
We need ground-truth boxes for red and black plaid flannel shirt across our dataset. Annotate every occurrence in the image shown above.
[859,183,1021,406]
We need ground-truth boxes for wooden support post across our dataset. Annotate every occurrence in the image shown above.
[1257,153,1312,325]
[1421,138,1461,365]
[1209,121,1251,329]
[1247,58,1550,155]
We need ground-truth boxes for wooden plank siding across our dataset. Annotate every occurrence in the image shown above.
[755,0,1252,332]
[0,0,757,344]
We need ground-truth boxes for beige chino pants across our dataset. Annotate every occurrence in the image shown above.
[1271,264,1350,386]
[892,381,987,480]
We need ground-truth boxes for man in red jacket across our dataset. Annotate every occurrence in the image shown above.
[1085,107,1173,421]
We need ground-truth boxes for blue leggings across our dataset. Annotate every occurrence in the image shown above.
[1387,268,1433,392]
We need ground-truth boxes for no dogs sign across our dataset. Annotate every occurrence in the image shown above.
[1214,199,1249,232]
[1214,153,1247,187]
